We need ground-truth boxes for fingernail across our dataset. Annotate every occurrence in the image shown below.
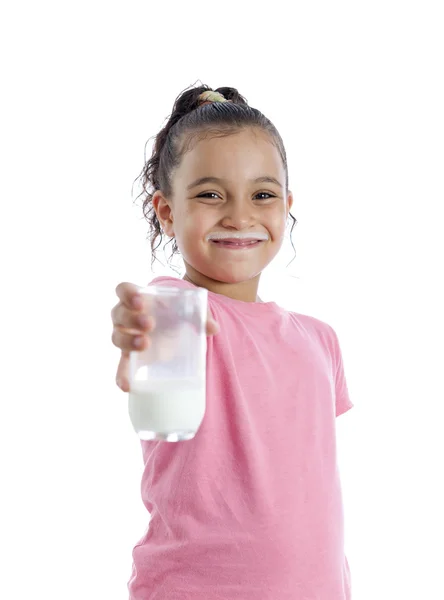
[132,296,142,310]
[137,315,149,329]
[133,336,144,348]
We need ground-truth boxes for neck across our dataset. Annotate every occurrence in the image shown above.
[182,266,262,303]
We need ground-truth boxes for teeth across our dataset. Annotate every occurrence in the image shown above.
[217,240,257,244]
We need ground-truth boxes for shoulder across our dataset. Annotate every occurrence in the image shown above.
[287,308,335,335]
[147,276,187,288]
[284,308,339,352]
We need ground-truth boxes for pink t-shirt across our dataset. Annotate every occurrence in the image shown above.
[128,276,354,600]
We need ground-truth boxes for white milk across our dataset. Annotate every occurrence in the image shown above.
[128,377,206,441]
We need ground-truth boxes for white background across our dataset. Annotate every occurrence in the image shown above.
[1,1,443,599]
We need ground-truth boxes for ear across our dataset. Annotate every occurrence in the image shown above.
[286,190,294,216]
[152,191,175,237]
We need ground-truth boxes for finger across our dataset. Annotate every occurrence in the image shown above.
[116,351,130,392]
[111,302,155,334]
[115,282,144,310]
[112,328,150,352]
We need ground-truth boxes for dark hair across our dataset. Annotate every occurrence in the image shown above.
[133,83,297,269]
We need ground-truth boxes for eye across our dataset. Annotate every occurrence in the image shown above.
[255,192,276,200]
[197,192,221,200]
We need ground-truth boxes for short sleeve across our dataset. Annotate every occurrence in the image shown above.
[329,326,354,417]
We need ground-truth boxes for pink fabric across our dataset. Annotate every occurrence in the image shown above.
[128,276,354,599]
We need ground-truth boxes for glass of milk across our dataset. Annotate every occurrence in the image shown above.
[128,285,208,442]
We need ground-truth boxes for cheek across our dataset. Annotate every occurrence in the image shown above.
[269,211,287,240]
[173,207,208,251]
[191,211,208,230]
[182,207,211,235]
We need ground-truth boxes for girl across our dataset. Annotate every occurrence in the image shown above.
[111,84,354,599]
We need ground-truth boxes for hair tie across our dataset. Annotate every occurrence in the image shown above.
[198,90,232,107]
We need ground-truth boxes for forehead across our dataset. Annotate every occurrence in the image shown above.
[176,128,285,182]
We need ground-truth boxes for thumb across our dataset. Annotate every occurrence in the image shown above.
[116,351,130,392]
[206,316,219,336]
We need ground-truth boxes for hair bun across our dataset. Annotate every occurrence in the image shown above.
[169,85,248,121]
[214,87,248,106]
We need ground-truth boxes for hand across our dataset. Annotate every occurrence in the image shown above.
[111,282,219,392]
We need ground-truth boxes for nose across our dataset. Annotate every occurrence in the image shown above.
[220,199,256,230]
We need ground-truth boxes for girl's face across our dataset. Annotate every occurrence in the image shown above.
[153,128,293,288]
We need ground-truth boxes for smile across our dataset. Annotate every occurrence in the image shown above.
[210,240,264,250]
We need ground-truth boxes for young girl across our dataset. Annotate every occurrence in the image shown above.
[111,85,354,600]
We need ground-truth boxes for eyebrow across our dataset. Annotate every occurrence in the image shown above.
[186,176,283,190]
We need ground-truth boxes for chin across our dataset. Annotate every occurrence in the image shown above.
[200,264,265,284]
[183,250,277,283]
